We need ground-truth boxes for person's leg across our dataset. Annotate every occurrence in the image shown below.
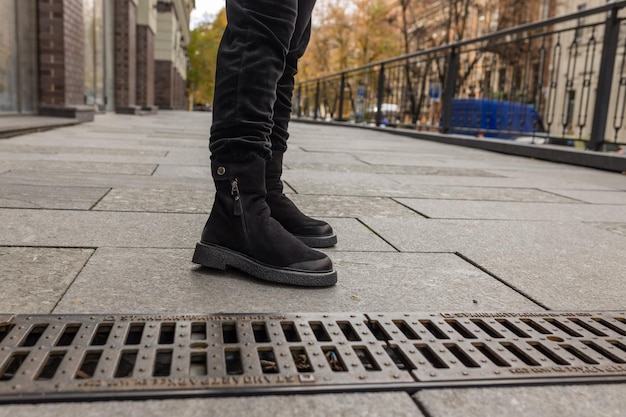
[265,0,337,248]
[193,0,336,286]
[209,0,296,162]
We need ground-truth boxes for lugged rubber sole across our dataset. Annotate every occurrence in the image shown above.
[192,242,337,287]
[295,233,338,248]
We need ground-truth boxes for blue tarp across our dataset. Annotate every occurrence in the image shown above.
[450,99,545,139]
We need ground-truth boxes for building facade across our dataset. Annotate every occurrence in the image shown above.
[0,0,193,120]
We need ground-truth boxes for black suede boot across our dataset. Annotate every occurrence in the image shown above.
[265,152,337,248]
[192,157,337,287]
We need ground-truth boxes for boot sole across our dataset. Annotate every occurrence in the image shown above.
[295,233,338,248]
[192,242,337,287]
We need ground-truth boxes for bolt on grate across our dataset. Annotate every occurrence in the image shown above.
[1,312,626,403]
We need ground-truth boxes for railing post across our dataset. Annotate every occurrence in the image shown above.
[314,80,320,120]
[589,8,621,151]
[296,85,302,118]
[376,63,385,126]
[337,73,346,121]
[440,47,459,134]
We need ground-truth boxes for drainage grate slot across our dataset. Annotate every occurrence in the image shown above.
[125,324,144,345]
[190,353,207,376]
[158,323,176,345]
[545,319,582,337]
[90,324,112,346]
[191,323,206,340]
[365,320,390,341]
[0,352,29,381]
[309,322,331,342]
[338,321,361,341]
[560,345,599,365]
[445,320,476,339]
[472,343,509,367]
[471,320,503,338]
[593,319,626,336]
[224,349,242,375]
[354,347,380,371]
[0,324,14,345]
[528,342,569,365]
[153,350,173,377]
[76,351,102,379]
[608,340,626,354]
[281,322,301,342]
[445,344,479,368]
[415,344,448,369]
[383,345,415,371]
[56,324,80,346]
[394,320,421,340]
[258,348,278,374]
[497,320,530,338]
[21,324,48,347]
[582,341,626,364]
[420,320,449,340]
[568,318,606,337]
[252,323,270,343]
[115,351,138,378]
[520,319,551,334]
[37,352,66,380]
[290,347,313,373]
[501,342,540,366]
[322,347,347,372]
[222,323,238,344]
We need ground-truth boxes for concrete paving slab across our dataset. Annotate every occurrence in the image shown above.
[0,170,213,191]
[589,222,626,237]
[153,164,212,179]
[395,199,626,221]
[0,209,202,248]
[0,184,109,210]
[93,188,212,213]
[286,162,501,177]
[0,247,93,313]
[544,189,626,204]
[325,218,396,252]
[414,384,626,417]
[285,194,419,217]
[0,160,156,175]
[282,150,368,166]
[0,392,423,417]
[384,172,620,191]
[0,144,168,157]
[360,218,626,309]
[53,248,541,314]
[0,151,168,165]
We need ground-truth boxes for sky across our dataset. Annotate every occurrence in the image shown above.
[190,0,225,29]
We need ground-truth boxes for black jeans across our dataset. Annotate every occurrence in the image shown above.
[209,0,316,162]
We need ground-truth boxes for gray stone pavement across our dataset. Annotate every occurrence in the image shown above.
[1,111,625,415]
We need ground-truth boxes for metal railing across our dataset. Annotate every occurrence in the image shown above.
[295,2,626,152]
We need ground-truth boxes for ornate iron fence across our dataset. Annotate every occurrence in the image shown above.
[295,2,626,152]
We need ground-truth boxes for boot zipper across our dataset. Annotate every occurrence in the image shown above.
[231,177,252,254]
[231,178,242,216]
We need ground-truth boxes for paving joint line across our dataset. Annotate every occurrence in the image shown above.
[50,248,97,313]
[454,252,550,310]
[356,218,401,252]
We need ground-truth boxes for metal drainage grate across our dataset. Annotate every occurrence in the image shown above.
[1,312,626,402]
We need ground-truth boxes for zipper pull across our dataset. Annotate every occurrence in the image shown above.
[231,178,242,216]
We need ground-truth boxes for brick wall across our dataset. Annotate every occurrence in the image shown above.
[136,26,155,107]
[114,0,137,108]
[38,0,85,106]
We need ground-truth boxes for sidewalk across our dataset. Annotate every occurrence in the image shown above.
[0,111,625,416]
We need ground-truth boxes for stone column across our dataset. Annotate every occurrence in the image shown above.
[136,0,157,113]
[37,0,94,121]
[114,0,139,114]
